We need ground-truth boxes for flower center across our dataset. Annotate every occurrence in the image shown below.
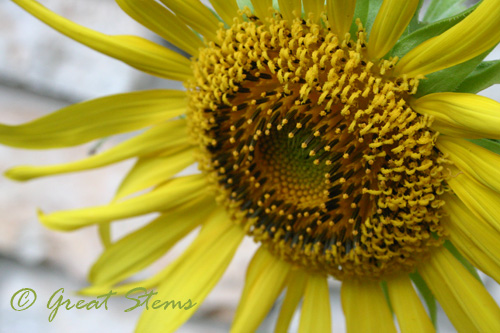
[187,12,448,279]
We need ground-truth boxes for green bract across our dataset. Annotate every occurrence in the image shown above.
[472,139,500,155]
[424,0,469,23]
[458,60,500,93]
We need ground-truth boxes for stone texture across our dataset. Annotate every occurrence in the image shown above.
[0,0,180,101]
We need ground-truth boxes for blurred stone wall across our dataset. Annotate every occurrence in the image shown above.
[0,0,182,101]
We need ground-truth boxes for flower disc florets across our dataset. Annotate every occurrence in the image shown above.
[187,11,448,279]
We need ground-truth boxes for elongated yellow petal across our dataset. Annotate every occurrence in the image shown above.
[443,193,500,284]
[98,223,112,249]
[437,136,500,193]
[115,146,195,200]
[80,273,160,296]
[39,174,206,230]
[387,275,434,333]
[395,0,500,76]
[85,209,239,299]
[342,279,397,333]
[116,0,203,56]
[240,243,272,292]
[418,247,500,332]
[82,226,207,294]
[81,251,180,296]
[299,274,331,333]
[159,0,220,41]
[89,194,215,286]
[0,90,186,149]
[231,247,291,333]
[137,208,244,332]
[251,0,274,19]
[303,0,325,22]
[275,269,308,333]
[327,0,357,38]
[367,0,420,59]
[449,226,500,285]
[96,143,193,250]
[5,120,188,181]
[13,0,192,80]
[210,0,240,26]
[278,0,302,23]
[411,93,500,139]
[447,167,500,235]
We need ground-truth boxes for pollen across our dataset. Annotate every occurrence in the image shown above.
[187,11,448,279]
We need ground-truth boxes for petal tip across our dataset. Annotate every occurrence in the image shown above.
[4,167,29,182]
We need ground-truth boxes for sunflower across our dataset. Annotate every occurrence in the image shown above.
[3,0,500,331]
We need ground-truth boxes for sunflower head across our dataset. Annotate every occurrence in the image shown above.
[188,9,449,279]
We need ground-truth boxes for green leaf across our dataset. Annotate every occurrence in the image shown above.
[364,0,383,36]
[389,3,478,59]
[349,0,383,39]
[237,0,254,11]
[410,272,437,327]
[470,139,500,155]
[416,48,491,97]
[423,0,468,23]
[402,0,425,37]
[456,60,500,94]
[443,240,483,283]
[272,0,280,11]
[349,0,369,38]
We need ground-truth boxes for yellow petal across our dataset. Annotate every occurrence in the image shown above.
[159,0,220,41]
[303,0,325,22]
[278,0,302,23]
[275,268,308,333]
[12,0,192,80]
[395,0,500,76]
[367,0,420,59]
[80,276,157,297]
[251,0,274,19]
[447,167,500,235]
[411,92,500,139]
[98,143,194,250]
[327,0,357,38]
[0,90,186,149]
[136,208,244,332]
[89,194,215,286]
[115,146,195,200]
[418,246,500,332]
[449,226,500,285]
[81,239,194,295]
[240,242,272,290]
[210,0,240,26]
[81,251,180,296]
[387,274,434,333]
[443,193,500,284]
[5,120,188,181]
[342,279,397,333]
[38,174,206,231]
[437,136,500,193]
[231,247,291,333]
[98,223,112,249]
[299,274,331,333]
[116,0,203,56]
